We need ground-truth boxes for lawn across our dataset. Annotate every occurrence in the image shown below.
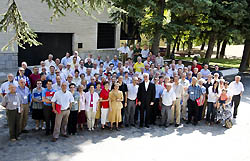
[174,56,241,68]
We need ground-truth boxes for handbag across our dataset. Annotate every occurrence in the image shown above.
[55,103,62,114]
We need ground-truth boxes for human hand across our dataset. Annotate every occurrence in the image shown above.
[138,101,141,106]
[150,102,154,106]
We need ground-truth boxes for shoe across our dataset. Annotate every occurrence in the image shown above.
[233,115,236,119]
[62,135,69,138]
[88,128,91,131]
[35,127,39,130]
[131,124,135,127]
[186,121,190,124]
[42,126,45,130]
[192,122,197,126]
[91,128,94,131]
[175,124,180,127]
[169,123,173,126]
[145,125,149,128]
[110,127,113,131]
[16,137,21,140]
[125,124,129,127]
[51,138,57,142]
[22,130,29,133]
[101,127,105,130]
[10,138,16,142]
[116,127,120,131]
[164,125,169,128]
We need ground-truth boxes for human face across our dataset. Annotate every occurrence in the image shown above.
[36,81,42,88]
[46,82,52,89]
[143,75,149,82]
[9,84,16,93]
[61,83,67,91]
[89,86,94,93]
[104,83,109,90]
[235,76,241,83]
[19,80,25,88]
[114,84,119,90]
[7,74,14,82]
[70,85,75,92]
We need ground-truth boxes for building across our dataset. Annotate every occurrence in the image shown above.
[0,0,121,70]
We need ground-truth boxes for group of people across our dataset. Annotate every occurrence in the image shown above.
[0,44,244,142]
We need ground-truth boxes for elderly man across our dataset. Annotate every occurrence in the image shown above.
[2,84,21,141]
[229,76,244,118]
[84,53,94,63]
[141,44,149,61]
[191,60,202,72]
[71,51,81,63]
[52,76,62,91]
[125,77,139,127]
[160,83,176,127]
[29,67,41,89]
[51,82,74,142]
[137,73,155,128]
[46,66,56,84]
[45,54,56,68]
[16,79,30,133]
[187,77,203,125]
[134,57,145,73]
[15,67,30,87]
[171,76,184,127]
[16,62,32,78]
[84,58,93,68]
[155,53,164,67]
[211,65,223,78]
[39,61,47,73]
[0,73,18,97]
[111,55,119,69]
[61,52,71,67]
[179,73,190,121]
[200,64,211,80]
[118,43,129,64]
[153,77,164,124]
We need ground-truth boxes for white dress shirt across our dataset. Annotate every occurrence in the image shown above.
[145,81,149,91]
[161,89,176,106]
[127,84,139,100]
[44,59,56,68]
[229,81,244,95]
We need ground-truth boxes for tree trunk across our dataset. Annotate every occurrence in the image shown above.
[151,0,165,55]
[182,41,185,51]
[172,34,179,54]
[166,40,171,58]
[219,39,227,59]
[239,39,250,72]
[187,39,193,57]
[200,41,205,50]
[216,40,222,59]
[205,33,216,62]
[177,40,180,51]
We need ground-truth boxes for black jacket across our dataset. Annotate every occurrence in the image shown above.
[137,81,156,106]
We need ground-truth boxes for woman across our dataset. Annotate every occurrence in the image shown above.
[68,83,80,135]
[197,79,206,122]
[77,85,86,130]
[99,82,110,129]
[206,81,219,125]
[108,83,123,131]
[72,69,81,87]
[32,79,45,130]
[85,84,99,131]
[95,82,102,128]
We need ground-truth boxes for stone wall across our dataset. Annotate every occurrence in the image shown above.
[0,53,18,71]
[79,49,119,60]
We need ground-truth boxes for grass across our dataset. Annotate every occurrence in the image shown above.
[174,56,241,68]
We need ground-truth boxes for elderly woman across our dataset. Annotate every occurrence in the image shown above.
[108,83,123,131]
[77,85,86,130]
[99,82,110,129]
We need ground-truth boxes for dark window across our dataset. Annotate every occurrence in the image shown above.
[97,23,116,49]
[78,43,83,48]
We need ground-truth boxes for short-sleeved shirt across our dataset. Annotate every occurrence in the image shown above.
[51,90,74,110]
[100,88,110,108]
[0,81,18,95]
[71,92,80,111]
[2,93,21,110]
[188,85,202,101]
[155,84,164,99]
[32,87,44,109]
[134,62,145,73]
[42,88,56,106]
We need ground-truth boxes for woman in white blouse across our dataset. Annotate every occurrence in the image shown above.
[206,81,219,125]
[85,84,99,131]
[77,85,86,131]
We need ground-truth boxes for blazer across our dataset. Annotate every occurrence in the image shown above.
[137,81,156,106]
[85,92,99,112]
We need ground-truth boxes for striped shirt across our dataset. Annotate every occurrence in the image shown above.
[188,85,202,101]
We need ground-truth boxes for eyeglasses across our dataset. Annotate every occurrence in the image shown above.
[37,83,42,84]
[70,87,75,88]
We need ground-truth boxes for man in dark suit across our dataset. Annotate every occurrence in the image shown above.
[137,73,156,128]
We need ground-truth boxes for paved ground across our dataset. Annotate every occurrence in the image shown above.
[0,75,249,161]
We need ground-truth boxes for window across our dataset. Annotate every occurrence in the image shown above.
[97,23,116,49]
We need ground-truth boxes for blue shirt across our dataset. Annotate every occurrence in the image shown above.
[16,86,30,104]
[61,56,71,67]
[188,85,202,101]
[46,73,56,84]
[42,88,56,106]
[111,59,119,69]
[155,84,164,98]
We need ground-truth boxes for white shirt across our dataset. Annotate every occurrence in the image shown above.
[141,49,149,58]
[176,64,184,70]
[78,66,86,75]
[207,86,219,103]
[0,81,18,94]
[128,49,133,57]
[51,90,74,110]
[91,68,99,75]
[127,84,139,100]
[161,89,176,106]
[172,83,184,98]
[200,69,211,79]
[85,92,99,112]
[52,83,62,92]
[70,55,81,64]
[118,46,129,54]
[44,59,56,68]
[72,77,81,86]
[145,81,149,91]
[62,68,72,79]
[229,81,244,95]
[179,79,190,95]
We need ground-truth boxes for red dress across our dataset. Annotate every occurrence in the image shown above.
[100,89,110,108]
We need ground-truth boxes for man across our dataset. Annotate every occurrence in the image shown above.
[39,61,48,73]
[63,63,73,79]
[179,73,190,121]
[200,64,211,80]
[229,76,244,118]
[70,56,79,69]
[153,77,164,124]
[155,53,164,67]
[61,52,71,67]
[91,61,99,75]
[84,58,93,68]
[128,45,134,59]
[51,82,74,142]
[2,84,21,141]
[16,62,32,78]
[104,56,111,68]
[111,55,119,69]
[16,79,30,133]
[46,66,56,84]
[84,53,94,63]
[134,57,145,73]
[144,56,152,66]
[118,43,129,64]
[30,67,41,89]
[187,77,202,125]
[78,60,86,74]
[52,76,62,91]
[111,76,128,126]
[44,54,56,69]
[141,45,149,61]
[95,55,103,66]
[211,65,223,78]
[42,80,56,135]
[191,60,202,72]
[160,83,176,127]
[176,60,184,70]
[137,73,156,128]
[71,51,81,63]
[125,77,139,127]
[15,67,30,87]
[55,58,60,70]
[0,73,18,98]
[172,76,184,127]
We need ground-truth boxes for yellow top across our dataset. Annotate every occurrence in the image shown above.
[134,62,145,72]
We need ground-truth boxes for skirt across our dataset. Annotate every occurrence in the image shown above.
[32,109,44,120]
[77,110,86,124]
